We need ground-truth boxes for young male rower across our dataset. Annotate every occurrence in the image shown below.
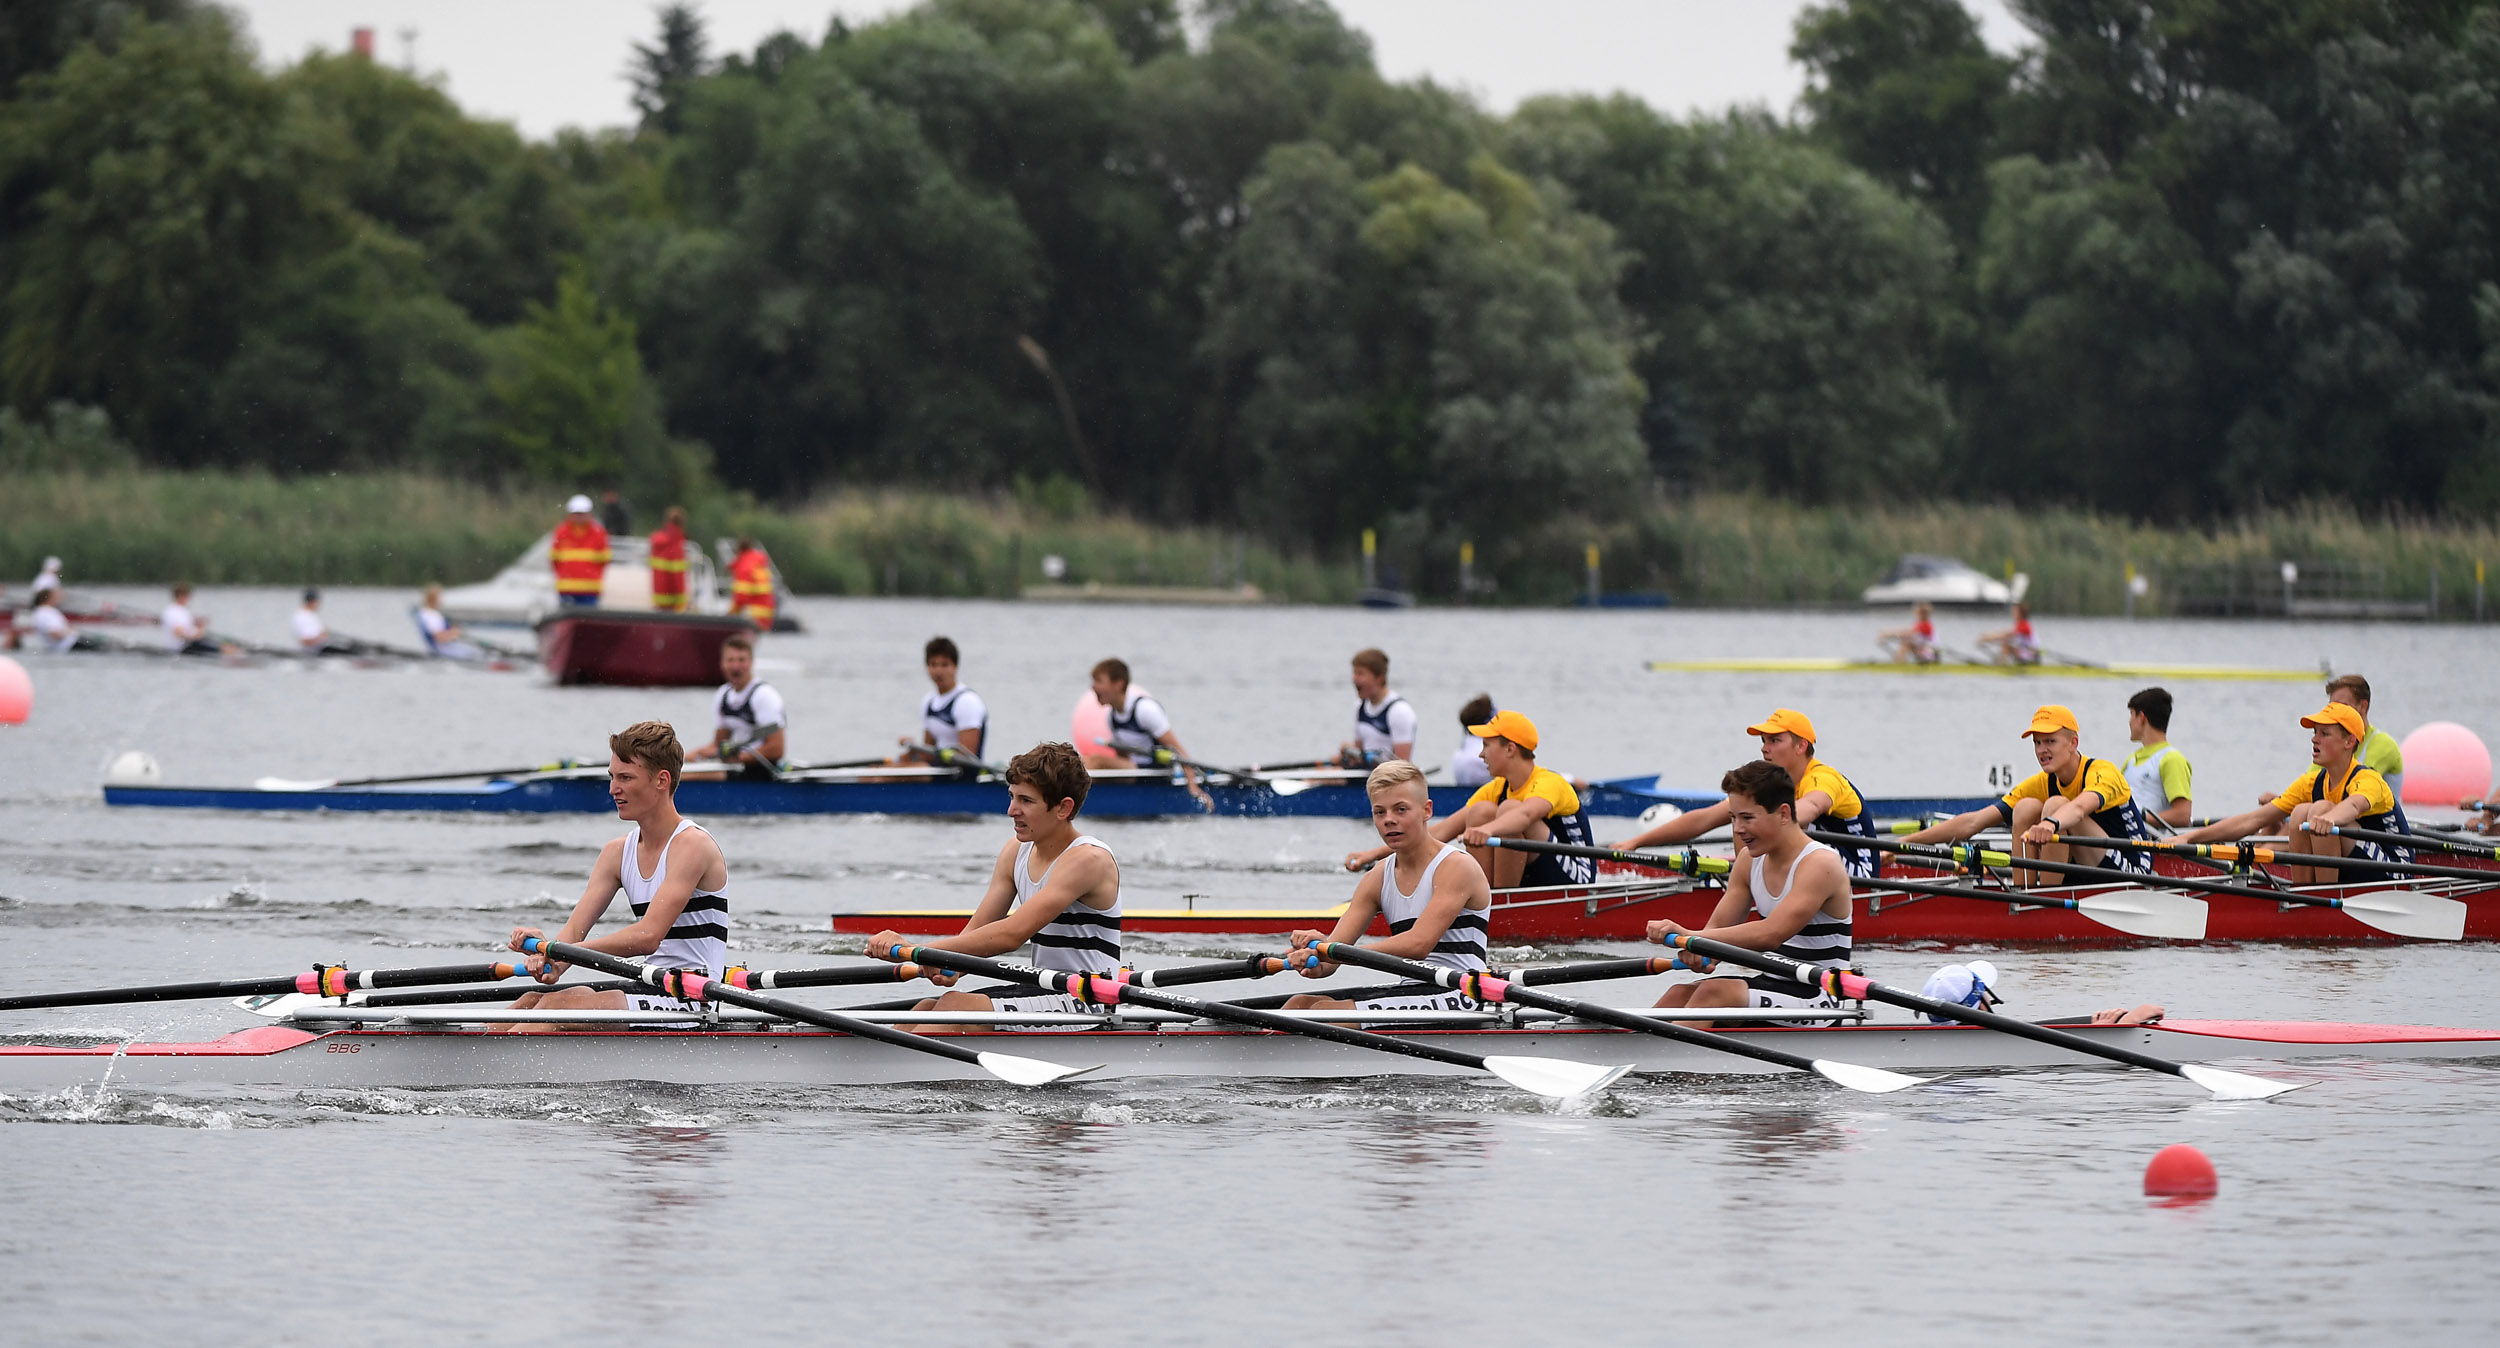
[416,583,482,661]
[500,721,729,1033]
[160,584,218,655]
[1281,759,1492,1012]
[1644,760,1855,1025]
[17,585,87,653]
[901,636,988,766]
[1446,694,1495,788]
[1879,602,1938,664]
[1604,709,1880,878]
[2327,674,2404,801]
[2178,701,2413,883]
[2123,686,2195,828]
[1334,647,1416,766]
[1904,704,2152,880]
[685,632,785,780]
[867,742,1120,1031]
[290,588,353,655]
[1348,709,1595,889]
[1082,658,1207,804]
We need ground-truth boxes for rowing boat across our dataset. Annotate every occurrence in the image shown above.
[98,769,1992,820]
[834,865,2500,944]
[5,1010,2490,1090]
[1646,657,2324,681]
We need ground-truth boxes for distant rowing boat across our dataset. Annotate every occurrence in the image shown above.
[1647,657,2324,682]
[5,1013,2492,1091]
[100,769,1994,820]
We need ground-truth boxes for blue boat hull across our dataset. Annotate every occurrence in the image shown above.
[103,775,1992,819]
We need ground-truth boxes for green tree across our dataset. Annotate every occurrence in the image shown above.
[1791,0,2011,244]
[629,4,713,136]
[488,267,649,482]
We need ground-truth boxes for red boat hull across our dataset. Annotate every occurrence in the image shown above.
[831,855,2500,945]
[534,610,756,687]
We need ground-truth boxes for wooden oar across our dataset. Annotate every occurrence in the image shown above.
[1301,943,1930,1093]
[0,960,538,1012]
[254,760,590,792]
[870,943,1631,1100]
[2321,823,2500,862]
[526,939,1093,1087]
[1811,830,2465,942]
[2064,833,2500,886]
[1487,837,2206,940]
[1652,932,2303,1100]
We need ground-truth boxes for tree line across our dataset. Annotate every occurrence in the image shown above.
[4,0,2498,589]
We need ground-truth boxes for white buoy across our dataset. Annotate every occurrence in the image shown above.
[1637,801,1683,827]
[105,751,162,785]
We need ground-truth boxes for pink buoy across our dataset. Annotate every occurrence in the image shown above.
[1071,689,1111,755]
[2398,721,2492,807]
[0,655,29,724]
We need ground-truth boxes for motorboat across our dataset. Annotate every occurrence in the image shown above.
[438,533,796,630]
[1862,555,2028,607]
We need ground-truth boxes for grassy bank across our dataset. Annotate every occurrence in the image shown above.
[9,470,2494,617]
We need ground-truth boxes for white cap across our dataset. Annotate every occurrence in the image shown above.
[41,556,61,570]
[1920,961,2003,1021]
[565,494,593,514]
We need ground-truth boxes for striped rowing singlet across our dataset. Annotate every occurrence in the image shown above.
[1378,842,1487,972]
[1750,839,1849,970]
[1016,835,1122,973]
[620,818,729,977]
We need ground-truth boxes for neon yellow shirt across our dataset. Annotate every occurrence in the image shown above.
[2359,727,2404,780]
[2126,742,2193,804]
[2002,757,2133,812]
[1468,766,1581,820]
[2272,762,2396,816]
[1794,760,1865,822]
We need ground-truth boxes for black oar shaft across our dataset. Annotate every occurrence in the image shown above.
[1808,828,2337,908]
[1310,943,1833,1074]
[2330,824,2499,861]
[1487,836,1724,877]
[2080,835,2495,884]
[877,944,1507,1073]
[1660,933,2195,1080]
[532,940,997,1070]
[0,961,532,1012]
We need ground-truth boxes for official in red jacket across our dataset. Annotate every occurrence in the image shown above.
[649,506,690,612]
[551,494,611,608]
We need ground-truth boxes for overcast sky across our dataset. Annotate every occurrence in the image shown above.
[224,1,2030,140]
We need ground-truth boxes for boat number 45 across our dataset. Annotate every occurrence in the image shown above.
[1986,763,2021,789]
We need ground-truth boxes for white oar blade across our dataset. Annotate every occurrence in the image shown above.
[2078,889,2208,941]
[1810,1059,1932,1094]
[254,776,336,792]
[973,1051,1100,1087]
[2337,891,2468,942]
[1265,777,1311,797]
[2179,1064,2308,1101]
[236,991,324,1018]
[1482,1055,1631,1100]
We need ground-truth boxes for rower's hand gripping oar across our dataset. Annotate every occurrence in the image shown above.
[1490,836,2207,941]
[1299,944,1931,1094]
[1654,932,2304,1101]
[871,943,1631,1101]
[524,939,1096,1087]
[1880,832,2466,942]
[0,960,541,1012]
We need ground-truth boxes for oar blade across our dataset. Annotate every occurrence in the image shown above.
[254,776,336,792]
[2179,1063,2308,1101]
[1481,1055,1631,1100]
[1810,1059,1932,1094]
[2336,891,2468,942]
[1264,777,1311,797]
[2077,889,2209,941]
[972,1051,1101,1087]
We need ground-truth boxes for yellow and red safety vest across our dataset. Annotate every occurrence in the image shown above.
[551,520,610,597]
[730,546,776,628]
[648,524,688,611]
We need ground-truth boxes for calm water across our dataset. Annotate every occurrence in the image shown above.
[3,589,2497,1344]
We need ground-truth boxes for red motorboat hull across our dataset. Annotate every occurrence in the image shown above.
[534,610,756,687]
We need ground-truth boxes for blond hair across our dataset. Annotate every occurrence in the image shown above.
[1365,758,1428,798]
[609,720,685,791]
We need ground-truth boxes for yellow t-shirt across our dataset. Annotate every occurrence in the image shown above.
[1469,766,1582,820]
[2272,763,2396,816]
[2001,757,2133,813]
[1795,760,1865,822]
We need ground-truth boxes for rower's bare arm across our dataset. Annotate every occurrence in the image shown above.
[752,727,786,762]
[1906,806,1996,845]
[948,845,1022,937]
[1613,800,1728,851]
[941,848,1117,958]
[1292,871,1385,971]
[2177,803,2287,844]
[1648,852,1754,945]
[511,840,627,974]
[1391,738,1414,761]
[958,726,983,756]
[1793,791,1834,827]
[2157,797,2195,827]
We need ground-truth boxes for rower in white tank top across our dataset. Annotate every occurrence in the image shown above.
[619,817,730,978]
[1748,837,1850,971]
[1376,841,1487,972]
[1015,835,1121,974]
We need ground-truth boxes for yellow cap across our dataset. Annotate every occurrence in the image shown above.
[2022,704,2080,738]
[1468,709,1540,753]
[1746,709,1817,744]
[2300,703,2367,741]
